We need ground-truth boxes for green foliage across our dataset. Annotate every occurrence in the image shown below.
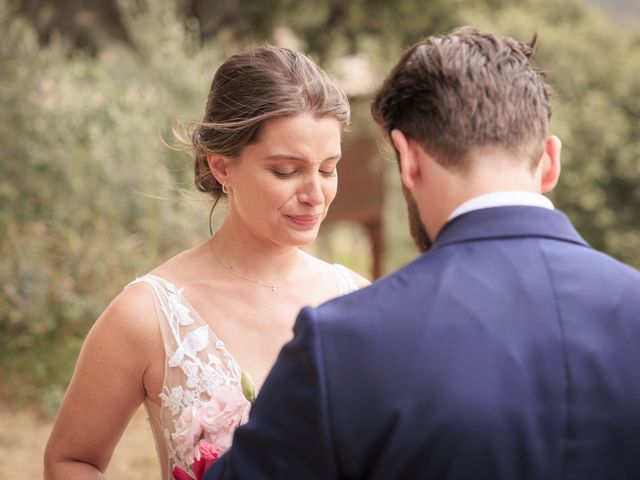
[0,0,223,402]
[194,0,502,61]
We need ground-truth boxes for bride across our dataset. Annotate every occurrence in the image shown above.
[44,45,368,479]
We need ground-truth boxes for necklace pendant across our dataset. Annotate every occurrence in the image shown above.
[271,286,277,292]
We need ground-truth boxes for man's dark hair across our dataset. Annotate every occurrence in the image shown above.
[371,26,552,170]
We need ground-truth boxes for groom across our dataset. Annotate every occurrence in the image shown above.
[205,27,640,479]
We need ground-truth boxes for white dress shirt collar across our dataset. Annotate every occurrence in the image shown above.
[447,191,554,221]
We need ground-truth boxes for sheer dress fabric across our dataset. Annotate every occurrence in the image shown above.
[125,264,358,479]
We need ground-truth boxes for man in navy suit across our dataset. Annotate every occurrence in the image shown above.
[205,26,640,480]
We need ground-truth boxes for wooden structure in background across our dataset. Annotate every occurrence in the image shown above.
[324,136,386,279]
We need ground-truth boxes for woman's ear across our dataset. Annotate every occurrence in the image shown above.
[391,129,421,190]
[537,135,562,193]
[207,154,232,187]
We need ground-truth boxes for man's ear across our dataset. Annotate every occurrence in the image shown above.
[207,154,232,187]
[391,129,421,190]
[536,135,562,193]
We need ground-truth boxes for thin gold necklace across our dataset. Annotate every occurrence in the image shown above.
[210,239,303,293]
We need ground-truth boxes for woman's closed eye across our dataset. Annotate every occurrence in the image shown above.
[271,168,337,178]
[271,169,297,178]
[319,168,337,177]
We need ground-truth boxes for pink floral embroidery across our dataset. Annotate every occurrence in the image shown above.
[172,386,249,463]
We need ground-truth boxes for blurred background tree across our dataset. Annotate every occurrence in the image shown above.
[1,0,638,411]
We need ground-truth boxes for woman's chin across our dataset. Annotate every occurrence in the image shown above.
[281,229,321,248]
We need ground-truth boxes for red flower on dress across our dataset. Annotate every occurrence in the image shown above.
[172,441,222,480]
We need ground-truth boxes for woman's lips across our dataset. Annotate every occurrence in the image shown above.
[285,213,323,227]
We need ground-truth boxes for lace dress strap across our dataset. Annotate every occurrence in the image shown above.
[332,263,359,295]
[123,274,250,478]
[125,275,194,358]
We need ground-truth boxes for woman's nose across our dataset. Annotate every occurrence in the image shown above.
[297,176,324,206]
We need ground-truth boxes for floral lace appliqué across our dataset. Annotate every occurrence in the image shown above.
[129,275,250,478]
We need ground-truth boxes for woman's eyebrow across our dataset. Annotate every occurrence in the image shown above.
[263,153,341,162]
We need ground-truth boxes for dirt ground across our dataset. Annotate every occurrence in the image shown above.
[0,403,160,478]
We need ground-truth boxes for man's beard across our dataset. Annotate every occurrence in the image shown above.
[402,186,432,253]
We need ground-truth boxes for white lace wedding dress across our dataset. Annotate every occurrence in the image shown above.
[125,264,358,479]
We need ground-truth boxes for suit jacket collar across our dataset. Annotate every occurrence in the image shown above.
[433,206,589,249]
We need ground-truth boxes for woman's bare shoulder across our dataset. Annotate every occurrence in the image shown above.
[93,281,159,350]
[146,240,212,287]
[301,251,371,288]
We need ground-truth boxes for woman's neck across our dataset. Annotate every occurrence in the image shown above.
[210,220,303,288]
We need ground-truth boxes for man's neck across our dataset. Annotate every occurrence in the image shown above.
[421,159,542,240]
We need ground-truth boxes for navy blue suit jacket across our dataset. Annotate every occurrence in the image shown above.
[205,206,640,479]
